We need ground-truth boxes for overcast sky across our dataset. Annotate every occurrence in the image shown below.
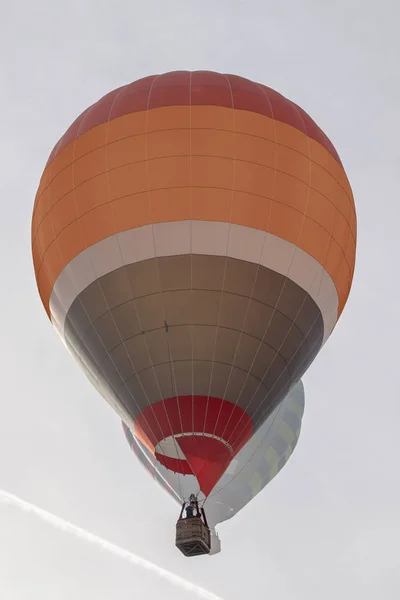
[1,1,399,598]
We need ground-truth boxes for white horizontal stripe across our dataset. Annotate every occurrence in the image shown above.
[50,221,338,343]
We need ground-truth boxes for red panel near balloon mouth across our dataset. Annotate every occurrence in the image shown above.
[134,395,253,450]
[179,435,234,496]
[133,396,253,496]
[154,453,193,475]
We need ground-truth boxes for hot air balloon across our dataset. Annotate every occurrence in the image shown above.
[31,71,356,556]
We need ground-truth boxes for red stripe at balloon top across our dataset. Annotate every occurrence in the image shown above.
[45,71,342,167]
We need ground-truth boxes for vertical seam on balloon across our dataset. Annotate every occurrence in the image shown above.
[180,74,201,498]
[318,187,339,341]
[145,75,180,429]
[214,83,278,443]
[202,73,235,440]
[331,213,354,320]
[189,72,195,440]
[100,83,167,447]
[144,75,189,497]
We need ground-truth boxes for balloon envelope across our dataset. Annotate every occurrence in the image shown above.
[32,71,356,509]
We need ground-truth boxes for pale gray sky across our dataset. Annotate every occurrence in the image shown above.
[1,1,399,598]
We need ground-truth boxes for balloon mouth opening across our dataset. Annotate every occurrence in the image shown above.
[156,434,234,496]
[133,395,254,495]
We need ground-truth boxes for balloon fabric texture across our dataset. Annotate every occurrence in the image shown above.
[32,71,356,535]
